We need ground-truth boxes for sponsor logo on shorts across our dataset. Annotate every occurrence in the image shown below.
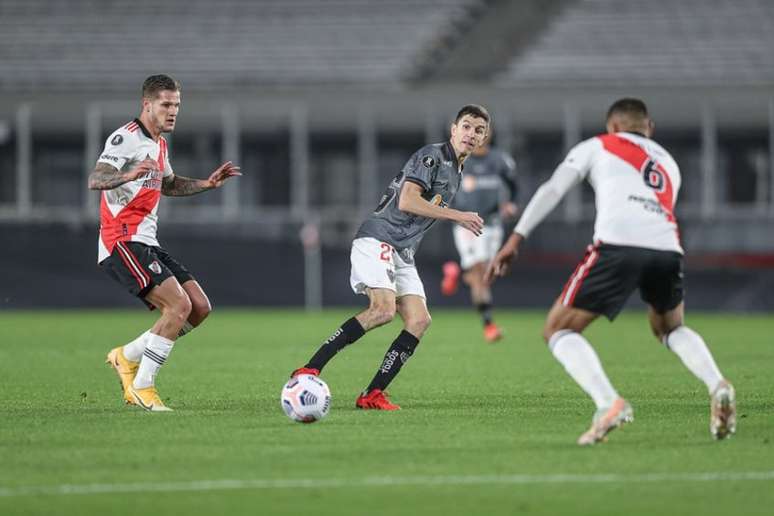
[149,260,162,275]
[386,269,395,283]
[111,134,124,146]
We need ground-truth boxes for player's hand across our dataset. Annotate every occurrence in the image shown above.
[206,161,242,188]
[456,211,484,236]
[499,202,519,220]
[484,233,523,284]
[125,159,158,181]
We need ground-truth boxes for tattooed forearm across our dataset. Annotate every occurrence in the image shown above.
[88,163,132,190]
[161,175,212,196]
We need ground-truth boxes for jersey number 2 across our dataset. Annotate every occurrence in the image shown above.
[379,243,392,262]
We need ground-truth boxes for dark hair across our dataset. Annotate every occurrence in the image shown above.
[142,74,181,99]
[606,97,648,120]
[454,104,490,125]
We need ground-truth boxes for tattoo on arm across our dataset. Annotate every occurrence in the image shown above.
[161,175,211,196]
[88,163,130,190]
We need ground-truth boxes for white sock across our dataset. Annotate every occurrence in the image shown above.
[664,326,724,394]
[133,333,174,389]
[122,330,150,362]
[549,330,619,410]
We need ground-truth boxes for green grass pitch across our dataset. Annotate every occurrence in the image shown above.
[1,308,773,515]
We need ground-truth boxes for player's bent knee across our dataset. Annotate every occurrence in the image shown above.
[369,306,396,327]
[405,313,431,336]
[189,299,212,327]
[169,295,193,325]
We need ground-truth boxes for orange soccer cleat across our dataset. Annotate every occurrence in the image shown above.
[441,261,461,296]
[355,389,401,411]
[483,322,503,342]
[290,367,320,378]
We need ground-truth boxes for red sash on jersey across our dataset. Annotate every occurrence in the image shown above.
[100,189,161,252]
[598,134,675,223]
[99,138,166,253]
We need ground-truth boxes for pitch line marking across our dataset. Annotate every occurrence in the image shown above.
[1,471,773,497]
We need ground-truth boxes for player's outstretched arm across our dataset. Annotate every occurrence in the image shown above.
[485,163,583,284]
[398,182,484,235]
[484,232,523,284]
[162,161,242,196]
[87,160,156,190]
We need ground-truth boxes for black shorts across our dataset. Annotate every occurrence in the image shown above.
[99,241,194,309]
[559,243,684,320]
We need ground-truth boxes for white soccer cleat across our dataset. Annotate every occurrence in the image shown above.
[577,398,634,446]
[710,380,736,440]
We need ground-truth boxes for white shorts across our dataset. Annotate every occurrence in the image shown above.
[350,237,426,299]
[453,223,504,270]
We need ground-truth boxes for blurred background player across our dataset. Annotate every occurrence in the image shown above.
[89,74,241,411]
[441,130,518,342]
[291,105,489,410]
[487,98,736,445]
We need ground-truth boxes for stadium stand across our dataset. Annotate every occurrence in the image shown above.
[0,0,481,90]
[496,0,774,86]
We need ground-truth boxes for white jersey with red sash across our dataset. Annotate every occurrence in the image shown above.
[95,119,173,263]
[561,131,683,253]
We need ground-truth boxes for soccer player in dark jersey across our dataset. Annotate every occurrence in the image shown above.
[441,131,518,342]
[291,105,490,410]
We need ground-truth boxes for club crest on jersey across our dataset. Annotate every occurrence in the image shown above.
[111,134,123,146]
[421,156,436,168]
[149,260,162,275]
[429,194,447,207]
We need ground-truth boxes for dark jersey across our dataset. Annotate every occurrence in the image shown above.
[452,147,517,225]
[355,141,462,264]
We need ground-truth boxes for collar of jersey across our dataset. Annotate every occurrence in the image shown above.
[442,141,461,171]
[133,118,154,140]
[620,130,648,138]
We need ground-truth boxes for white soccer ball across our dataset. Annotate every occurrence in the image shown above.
[280,374,331,423]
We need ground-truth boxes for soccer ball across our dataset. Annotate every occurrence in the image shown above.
[280,375,331,423]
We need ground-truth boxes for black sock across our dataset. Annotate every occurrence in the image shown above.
[306,317,366,371]
[477,303,493,326]
[366,330,420,392]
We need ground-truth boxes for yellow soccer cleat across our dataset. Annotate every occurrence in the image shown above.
[106,347,139,405]
[128,385,173,412]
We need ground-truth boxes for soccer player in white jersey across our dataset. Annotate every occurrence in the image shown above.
[486,98,736,445]
[88,74,241,411]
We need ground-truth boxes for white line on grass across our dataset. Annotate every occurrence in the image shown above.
[2,471,774,497]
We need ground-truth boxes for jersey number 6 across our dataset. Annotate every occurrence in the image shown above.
[641,159,666,193]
